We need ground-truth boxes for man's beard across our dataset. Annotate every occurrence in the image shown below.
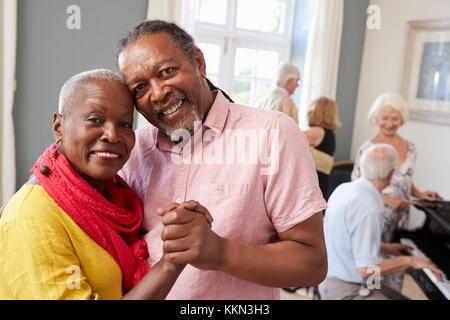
[159,105,203,140]
[153,91,203,144]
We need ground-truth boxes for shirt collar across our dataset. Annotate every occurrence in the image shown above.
[276,86,289,96]
[358,177,384,207]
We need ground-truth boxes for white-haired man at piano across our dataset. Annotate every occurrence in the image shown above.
[319,143,443,300]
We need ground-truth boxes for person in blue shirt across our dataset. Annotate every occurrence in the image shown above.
[319,143,443,300]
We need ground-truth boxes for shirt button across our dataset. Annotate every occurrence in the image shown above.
[176,198,182,204]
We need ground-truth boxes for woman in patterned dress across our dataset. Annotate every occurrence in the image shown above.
[351,93,442,291]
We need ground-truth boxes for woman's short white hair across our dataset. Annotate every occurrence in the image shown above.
[276,62,300,87]
[58,69,126,114]
[360,143,398,180]
[367,93,409,125]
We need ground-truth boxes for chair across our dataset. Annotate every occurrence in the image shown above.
[325,160,354,200]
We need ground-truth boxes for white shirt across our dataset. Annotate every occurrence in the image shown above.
[323,177,384,284]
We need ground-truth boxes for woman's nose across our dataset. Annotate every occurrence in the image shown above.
[101,124,120,144]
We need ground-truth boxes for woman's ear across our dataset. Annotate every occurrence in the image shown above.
[53,113,63,143]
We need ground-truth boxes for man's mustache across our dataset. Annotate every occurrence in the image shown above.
[152,92,187,115]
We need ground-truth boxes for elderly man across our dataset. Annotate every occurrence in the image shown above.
[257,62,300,124]
[116,20,327,300]
[319,144,443,300]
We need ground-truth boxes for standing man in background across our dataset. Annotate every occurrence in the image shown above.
[257,62,301,124]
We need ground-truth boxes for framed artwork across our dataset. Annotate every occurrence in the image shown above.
[402,19,450,125]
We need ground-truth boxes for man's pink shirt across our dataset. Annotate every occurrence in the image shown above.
[122,91,327,299]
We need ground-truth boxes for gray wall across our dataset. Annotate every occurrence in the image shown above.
[334,0,369,161]
[14,0,147,188]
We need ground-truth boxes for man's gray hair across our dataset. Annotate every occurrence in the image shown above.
[58,69,126,114]
[276,62,300,87]
[360,143,398,180]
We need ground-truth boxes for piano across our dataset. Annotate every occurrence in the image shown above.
[399,200,450,300]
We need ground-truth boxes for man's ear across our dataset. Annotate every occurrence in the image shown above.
[387,169,395,183]
[193,47,207,78]
[52,113,63,143]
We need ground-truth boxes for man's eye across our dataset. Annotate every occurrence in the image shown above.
[134,84,146,94]
[87,117,101,123]
[161,67,175,78]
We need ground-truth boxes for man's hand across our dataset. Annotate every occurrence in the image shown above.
[410,256,444,282]
[381,243,414,256]
[157,201,223,270]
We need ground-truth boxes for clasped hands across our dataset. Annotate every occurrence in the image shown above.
[157,200,224,271]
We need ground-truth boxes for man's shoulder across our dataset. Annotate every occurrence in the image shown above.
[228,102,293,127]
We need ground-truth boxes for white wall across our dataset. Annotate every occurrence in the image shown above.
[352,0,450,204]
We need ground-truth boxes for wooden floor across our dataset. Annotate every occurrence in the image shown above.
[281,273,428,300]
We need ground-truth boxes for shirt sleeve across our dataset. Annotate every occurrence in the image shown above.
[264,114,327,233]
[350,209,383,268]
[0,200,101,300]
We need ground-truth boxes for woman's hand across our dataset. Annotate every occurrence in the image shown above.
[416,190,443,201]
[381,194,416,211]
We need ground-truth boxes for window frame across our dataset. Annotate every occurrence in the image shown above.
[194,0,296,104]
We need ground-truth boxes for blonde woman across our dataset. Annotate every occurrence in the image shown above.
[304,97,341,198]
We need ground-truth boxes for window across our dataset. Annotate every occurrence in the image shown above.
[195,0,295,106]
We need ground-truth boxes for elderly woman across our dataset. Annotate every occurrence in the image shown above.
[351,92,442,291]
[303,97,341,198]
[0,69,210,300]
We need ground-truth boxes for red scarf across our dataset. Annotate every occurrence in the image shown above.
[32,144,149,293]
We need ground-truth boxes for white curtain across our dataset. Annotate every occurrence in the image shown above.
[1,0,17,205]
[298,0,343,130]
[137,0,196,129]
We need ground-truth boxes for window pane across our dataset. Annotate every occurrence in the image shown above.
[254,80,274,102]
[196,0,227,25]
[198,42,221,75]
[236,0,286,33]
[233,78,252,105]
[207,75,219,86]
[234,48,256,76]
[256,50,279,79]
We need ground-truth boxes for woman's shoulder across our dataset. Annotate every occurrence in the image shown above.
[1,184,64,227]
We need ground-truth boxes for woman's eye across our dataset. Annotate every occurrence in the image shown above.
[120,122,133,129]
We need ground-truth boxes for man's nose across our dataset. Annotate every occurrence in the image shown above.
[149,78,168,104]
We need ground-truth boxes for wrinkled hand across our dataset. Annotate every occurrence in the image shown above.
[157,200,223,270]
[410,256,444,282]
[383,195,416,211]
[382,243,414,256]
[418,190,443,201]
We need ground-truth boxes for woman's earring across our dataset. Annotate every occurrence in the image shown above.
[39,142,61,175]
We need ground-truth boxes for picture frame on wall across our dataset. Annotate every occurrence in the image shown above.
[402,19,450,126]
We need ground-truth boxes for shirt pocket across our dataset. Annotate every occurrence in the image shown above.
[197,183,249,213]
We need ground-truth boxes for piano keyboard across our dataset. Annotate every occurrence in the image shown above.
[401,238,450,300]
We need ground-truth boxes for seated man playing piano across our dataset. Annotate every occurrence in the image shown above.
[319,144,443,300]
